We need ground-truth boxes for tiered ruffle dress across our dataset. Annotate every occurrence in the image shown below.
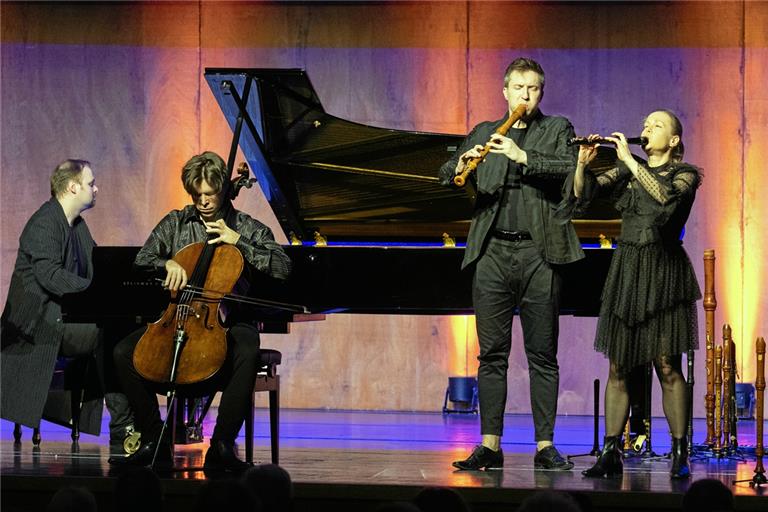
[589,162,702,369]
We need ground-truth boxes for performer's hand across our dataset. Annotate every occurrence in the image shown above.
[578,134,601,166]
[455,144,485,175]
[605,132,634,167]
[164,260,188,292]
[488,134,526,164]
[205,219,241,246]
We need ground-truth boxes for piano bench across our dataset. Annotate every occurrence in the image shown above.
[13,356,91,447]
[170,348,282,465]
[246,348,282,465]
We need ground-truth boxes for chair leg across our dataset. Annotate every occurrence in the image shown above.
[245,391,255,464]
[13,423,21,443]
[269,376,280,465]
[70,380,83,444]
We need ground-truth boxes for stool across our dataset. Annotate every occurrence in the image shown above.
[13,356,90,446]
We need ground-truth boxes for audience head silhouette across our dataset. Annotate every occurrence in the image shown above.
[242,463,294,512]
[114,467,164,512]
[413,487,470,512]
[682,478,734,512]
[46,486,97,512]
[196,477,261,512]
[516,490,582,512]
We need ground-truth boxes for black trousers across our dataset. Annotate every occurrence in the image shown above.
[61,324,133,435]
[472,238,562,441]
[113,322,261,445]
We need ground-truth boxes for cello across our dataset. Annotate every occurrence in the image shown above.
[132,163,290,387]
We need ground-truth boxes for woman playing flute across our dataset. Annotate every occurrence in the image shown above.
[569,110,702,479]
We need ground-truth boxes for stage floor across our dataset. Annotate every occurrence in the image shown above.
[1,410,766,511]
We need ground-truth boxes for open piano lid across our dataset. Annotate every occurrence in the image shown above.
[205,68,619,245]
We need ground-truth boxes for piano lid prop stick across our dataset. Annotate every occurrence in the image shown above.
[454,103,527,187]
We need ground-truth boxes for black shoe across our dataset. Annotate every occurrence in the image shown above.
[582,436,623,478]
[452,445,503,471]
[670,436,691,479]
[203,440,250,473]
[534,445,574,470]
[108,440,172,470]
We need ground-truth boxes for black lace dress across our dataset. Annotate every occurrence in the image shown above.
[590,161,702,369]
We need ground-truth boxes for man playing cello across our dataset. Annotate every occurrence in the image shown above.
[109,151,291,472]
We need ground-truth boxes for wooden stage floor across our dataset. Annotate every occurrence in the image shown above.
[1,410,766,511]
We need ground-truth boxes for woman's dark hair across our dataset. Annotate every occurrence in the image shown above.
[653,109,685,163]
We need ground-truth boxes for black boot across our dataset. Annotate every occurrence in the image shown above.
[670,436,691,479]
[582,436,623,478]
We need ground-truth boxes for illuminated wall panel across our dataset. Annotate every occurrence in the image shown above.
[743,2,768,383]
[1,1,765,417]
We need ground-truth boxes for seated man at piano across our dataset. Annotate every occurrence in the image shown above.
[1,159,133,450]
[109,151,291,472]
[439,57,582,471]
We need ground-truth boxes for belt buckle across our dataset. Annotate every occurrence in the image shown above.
[495,229,525,242]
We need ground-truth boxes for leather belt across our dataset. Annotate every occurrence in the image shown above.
[492,229,532,242]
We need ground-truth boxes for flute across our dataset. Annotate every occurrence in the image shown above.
[567,136,648,146]
[453,104,528,187]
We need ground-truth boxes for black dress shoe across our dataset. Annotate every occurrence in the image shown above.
[452,445,504,470]
[108,440,172,470]
[534,445,574,470]
[204,440,250,473]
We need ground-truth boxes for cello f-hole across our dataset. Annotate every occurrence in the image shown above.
[199,304,215,330]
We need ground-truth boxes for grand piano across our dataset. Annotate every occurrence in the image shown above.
[63,68,619,326]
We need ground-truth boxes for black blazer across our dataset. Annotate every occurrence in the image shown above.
[439,110,584,268]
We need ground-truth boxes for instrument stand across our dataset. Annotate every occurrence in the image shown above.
[689,343,714,459]
[691,442,752,463]
[733,461,767,487]
[568,379,601,461]
[625,424,666,463]
[733,472,767,488]
[627,365,667,463]
[691,367,752,463]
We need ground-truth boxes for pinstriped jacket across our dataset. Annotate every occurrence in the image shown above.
[1,198,102,430]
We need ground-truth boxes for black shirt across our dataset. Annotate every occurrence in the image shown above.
[493,126,529,232]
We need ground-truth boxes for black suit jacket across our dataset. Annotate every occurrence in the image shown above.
[439,110,584,269]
